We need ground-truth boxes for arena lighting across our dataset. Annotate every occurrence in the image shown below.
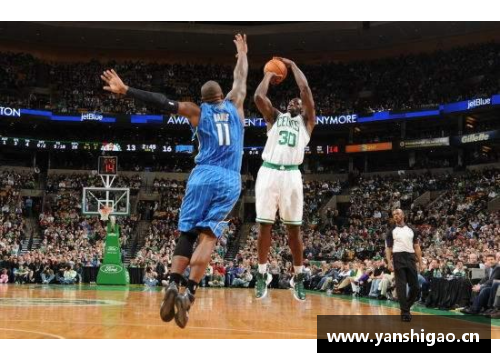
[465,116,476,129]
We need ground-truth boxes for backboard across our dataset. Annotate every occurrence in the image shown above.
[82,187,130,216]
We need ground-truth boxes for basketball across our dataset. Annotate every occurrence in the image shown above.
[264,58,288,84]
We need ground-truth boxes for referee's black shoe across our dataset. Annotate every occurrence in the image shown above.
[160,282,178,322]
[401,313,412,322]
[175,289,195,329]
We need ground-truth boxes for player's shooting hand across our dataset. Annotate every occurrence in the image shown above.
[101,69,128,95]
[262,70,281,84]
[275,57,295,68]
[233,33,248,56]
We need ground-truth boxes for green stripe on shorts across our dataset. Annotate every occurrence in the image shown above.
[282,219,302,225]
[256,218,275,224]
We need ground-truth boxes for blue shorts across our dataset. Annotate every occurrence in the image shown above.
[178,164,241,238]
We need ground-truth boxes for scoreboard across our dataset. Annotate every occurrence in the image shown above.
[0,136,340,155]
[0,136,191,154]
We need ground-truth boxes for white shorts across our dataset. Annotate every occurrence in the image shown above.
[255,166,303,225]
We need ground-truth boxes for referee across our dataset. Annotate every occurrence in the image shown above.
[385,209,422,322]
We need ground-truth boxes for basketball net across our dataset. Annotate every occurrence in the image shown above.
[98,205,113,221]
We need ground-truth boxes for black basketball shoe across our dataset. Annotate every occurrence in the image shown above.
[174,289,195,329]
[160,282,178,322]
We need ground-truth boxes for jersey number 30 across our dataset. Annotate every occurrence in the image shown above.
[216,123,231,146]
[278,130,297,147]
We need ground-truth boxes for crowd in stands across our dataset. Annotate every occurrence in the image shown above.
[1,42,500,116]
[46,173,142,193]
[1,169,37,190]
[1,165,500,317]
[0,170,34,265]
[131,217,242,287]
[184,168,498,317]
[0,168,140,284]
[303,180,344,225]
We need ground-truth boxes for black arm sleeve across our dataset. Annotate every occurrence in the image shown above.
[385,228,394,248]
[126,87,179,113]
[411,227,420,245]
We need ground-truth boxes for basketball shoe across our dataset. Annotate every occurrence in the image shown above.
[175,289,195,329]
[255,272,273,299]
[160,282,178,322]
[290,273,306,301]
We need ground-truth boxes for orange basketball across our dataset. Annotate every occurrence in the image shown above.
[264,58,288,84]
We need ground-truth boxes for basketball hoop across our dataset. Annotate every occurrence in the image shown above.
[99,205,113,221]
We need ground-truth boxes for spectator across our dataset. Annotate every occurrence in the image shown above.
[232,269,253,288]
[58,266,77,284]
[41,266,55,284]
[0,268,8,284]
[368,259,390,298]
[461,254,500,315]
[208,270,225,287]
[143,267,158,287]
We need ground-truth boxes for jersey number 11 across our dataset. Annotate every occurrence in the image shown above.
[216,123,231,146]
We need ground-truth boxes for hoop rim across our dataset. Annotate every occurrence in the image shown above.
[98,205,113,221]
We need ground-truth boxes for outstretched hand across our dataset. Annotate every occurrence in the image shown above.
[275,57,295,68]
[101,69,128,95]
[233,33,248,57]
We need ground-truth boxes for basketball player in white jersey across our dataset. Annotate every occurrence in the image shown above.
[253,57,316,301]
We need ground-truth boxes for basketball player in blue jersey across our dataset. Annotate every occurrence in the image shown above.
[101,34,248,328]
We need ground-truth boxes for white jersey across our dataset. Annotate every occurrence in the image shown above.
[261,112,310,165]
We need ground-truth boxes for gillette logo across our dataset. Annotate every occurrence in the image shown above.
[467,98,491,110]
[461,133,490,143]
[81,113,104,121]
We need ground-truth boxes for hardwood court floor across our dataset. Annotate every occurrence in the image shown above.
[0,284,498,339]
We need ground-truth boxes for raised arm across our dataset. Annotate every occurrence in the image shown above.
[226,34,248,123]
[277,58,316,135]
[101,69,200,126]
[254,72,279,130]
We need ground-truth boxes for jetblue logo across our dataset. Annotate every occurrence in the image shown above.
[0,106,21,118]
[81,113,103,121]
[467,98,491,110]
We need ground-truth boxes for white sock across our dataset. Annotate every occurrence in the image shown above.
[294,265,303,274]
[258,263,267,274]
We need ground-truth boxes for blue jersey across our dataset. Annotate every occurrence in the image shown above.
[194,99,244,173]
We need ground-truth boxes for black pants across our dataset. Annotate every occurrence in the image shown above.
[394,252,420,314]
